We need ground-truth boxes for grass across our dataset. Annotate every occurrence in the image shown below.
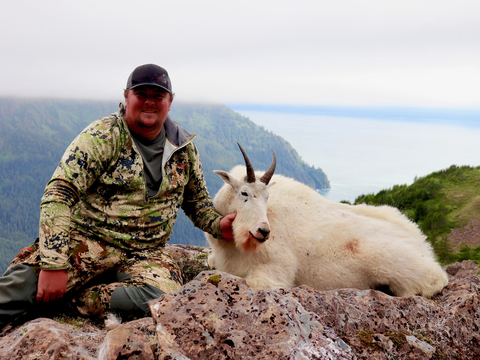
[355,165,480,265]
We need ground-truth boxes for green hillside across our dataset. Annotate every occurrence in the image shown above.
[169,103,329,193]
[0,97,329,274]
[0,98,119,274]
[355,165,480,265]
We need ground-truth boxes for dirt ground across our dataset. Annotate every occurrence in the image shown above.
[447,220,480,252]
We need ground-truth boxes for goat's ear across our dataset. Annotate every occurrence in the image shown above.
[214,170,240,191]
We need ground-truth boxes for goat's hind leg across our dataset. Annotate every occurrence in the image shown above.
[377,259,448,297]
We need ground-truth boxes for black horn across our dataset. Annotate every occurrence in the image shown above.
[260,150,276,185]
[237,143,256,183]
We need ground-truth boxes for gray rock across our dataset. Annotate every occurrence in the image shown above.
[151,271,354,359]
[0,247,479,359]
[0,318,105,359]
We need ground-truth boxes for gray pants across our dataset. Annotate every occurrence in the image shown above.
[0,264,165,330]
[9,237,180,319]
[0,264,37,330]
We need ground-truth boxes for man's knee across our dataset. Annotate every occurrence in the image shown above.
[0,264,38,330]
[1,264,37,303]
[110,284,165,315]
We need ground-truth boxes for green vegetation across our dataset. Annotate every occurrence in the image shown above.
[170,103,330,193]
[53,314,97,329]
[355,165,480,265]
[174,252,210,283]
[0,97,329,274]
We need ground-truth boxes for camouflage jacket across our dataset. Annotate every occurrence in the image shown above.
[39,104,222,270]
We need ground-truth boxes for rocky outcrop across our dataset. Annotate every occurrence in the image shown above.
[0,245,479,359]
[151,271,355,360]
[0,317,105,359]
[150,262,480,360]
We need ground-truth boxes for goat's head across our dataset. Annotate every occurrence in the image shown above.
[214,143,276,252]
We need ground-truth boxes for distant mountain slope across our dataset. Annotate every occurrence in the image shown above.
[170,102,329,193]
[0,97,329,274]
[0,98,119,273]
[355,165,480,264]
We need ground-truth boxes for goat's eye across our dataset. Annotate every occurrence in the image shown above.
[241,191,248,197]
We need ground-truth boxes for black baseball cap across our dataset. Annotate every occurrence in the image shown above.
[126,64,172,93]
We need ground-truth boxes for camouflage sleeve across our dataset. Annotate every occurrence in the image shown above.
[38,118,119,269]
[39,180,79,269]
[181,143,223,238]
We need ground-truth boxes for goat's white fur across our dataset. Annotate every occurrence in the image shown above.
[206,165,448,297]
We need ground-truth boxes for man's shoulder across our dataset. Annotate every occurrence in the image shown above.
[91,112,121,130]
[71,111,130,155]
[80,111,124,137]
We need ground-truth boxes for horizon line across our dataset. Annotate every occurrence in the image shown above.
[227,103,480,123]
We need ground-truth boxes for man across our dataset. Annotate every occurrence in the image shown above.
[0,64,235,329]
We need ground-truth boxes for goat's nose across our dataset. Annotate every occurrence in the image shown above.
[258,228,270,242]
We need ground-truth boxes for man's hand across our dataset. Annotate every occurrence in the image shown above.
[220,213,236,242]
[36,269,68,303]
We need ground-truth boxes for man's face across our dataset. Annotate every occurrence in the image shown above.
[124,85,172,140]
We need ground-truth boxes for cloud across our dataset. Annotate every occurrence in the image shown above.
[1,0,479,106]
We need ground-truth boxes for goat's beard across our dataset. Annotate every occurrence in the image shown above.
[233,222,261,253]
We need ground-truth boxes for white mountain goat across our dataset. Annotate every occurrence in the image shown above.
[206,143,448,297]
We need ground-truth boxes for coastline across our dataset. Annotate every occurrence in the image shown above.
[231,106,480,203]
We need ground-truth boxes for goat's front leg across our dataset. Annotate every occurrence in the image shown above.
[245,265,295,290]
[207,253,216,269]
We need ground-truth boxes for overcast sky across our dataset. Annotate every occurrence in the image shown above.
[1,0,479,107]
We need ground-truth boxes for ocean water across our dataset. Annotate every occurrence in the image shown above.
[229,106,480,203]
